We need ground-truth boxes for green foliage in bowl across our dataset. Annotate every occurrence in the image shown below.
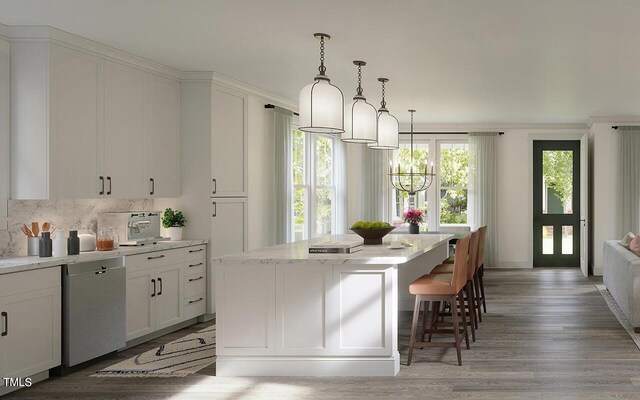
[351,220,392,230]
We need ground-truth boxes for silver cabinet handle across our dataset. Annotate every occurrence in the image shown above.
[188,276,204,282]
[1,311,7,336]
[188,298,203,304]
[188,262,203,268]
[150,178,155,195]
[148,254,165,260]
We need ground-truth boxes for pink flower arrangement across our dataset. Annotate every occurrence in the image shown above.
[403,209,424,225]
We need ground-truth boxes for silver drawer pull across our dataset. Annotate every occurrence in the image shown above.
[188,262,203,268]
[188,276,204,282]
[189,248,204,253]
[188,297,203,304]
[147,254,165,260]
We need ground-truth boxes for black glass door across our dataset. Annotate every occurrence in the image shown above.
[533,140,580,267]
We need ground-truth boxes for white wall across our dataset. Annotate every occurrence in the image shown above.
[247,96,276,250]
[0,37,9,229]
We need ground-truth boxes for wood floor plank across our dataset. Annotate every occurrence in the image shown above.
[6,268,640,399]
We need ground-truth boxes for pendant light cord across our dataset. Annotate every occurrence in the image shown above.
[318,36,326,76]
[380,80,386,109]
[356,64,363,96]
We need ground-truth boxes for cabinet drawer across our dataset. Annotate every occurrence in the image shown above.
[184,294,206,319]
[126,249,182,272]
[185,245,206,262]
[185,273,206,298]
[0,267,61,296]
[185,259,206,275]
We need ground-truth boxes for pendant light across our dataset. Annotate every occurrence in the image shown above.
[299,33,344,134]
[342,61,377,143]
[368,78,399,150]
[389,109,436,196]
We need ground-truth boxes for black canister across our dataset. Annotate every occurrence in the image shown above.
[39,232,52,258]
[67,230,80,255]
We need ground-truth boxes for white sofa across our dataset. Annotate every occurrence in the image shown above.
[603,240,640,332]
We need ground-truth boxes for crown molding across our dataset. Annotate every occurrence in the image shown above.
[588,116,640,128]
[212,72,298,112]
[401,122,589,132]
[180,71,215,83]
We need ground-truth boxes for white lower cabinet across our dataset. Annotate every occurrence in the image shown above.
[125,246,205,342]
[0,268,61,392]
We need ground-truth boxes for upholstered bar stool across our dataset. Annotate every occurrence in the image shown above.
[429,230,480,340]
[407,236,471,366]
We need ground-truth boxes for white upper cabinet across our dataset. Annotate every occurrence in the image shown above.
[146,75,180,198]
[103,61,145,199]
[10,41,181,200]
[212,85,248,197]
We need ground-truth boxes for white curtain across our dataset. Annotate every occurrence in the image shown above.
[334,139,348,234]
[469,132,499,268]
[619,126,640,234]
[362,147,390,221]
[274,107,293,244]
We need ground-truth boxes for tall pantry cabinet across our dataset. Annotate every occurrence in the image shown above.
[10,41,180,200]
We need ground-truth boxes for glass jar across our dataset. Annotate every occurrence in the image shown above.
[97,228,114,251]
[111,228,120,249]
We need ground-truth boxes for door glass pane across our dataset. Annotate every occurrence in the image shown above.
[562,225,573,255]
[293,187,307,241]
[315,188,333,236]
[542,226,554,254]
[542,150,573,214]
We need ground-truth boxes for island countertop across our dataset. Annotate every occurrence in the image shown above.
[212,233,453,265]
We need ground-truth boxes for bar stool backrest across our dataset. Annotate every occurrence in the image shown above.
[451,236,471,292]
[467,230,480,280]
[476,226,487,271]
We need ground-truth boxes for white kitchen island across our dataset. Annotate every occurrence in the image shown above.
[213,233,453,377]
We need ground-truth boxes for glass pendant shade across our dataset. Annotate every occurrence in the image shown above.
[299,78,344,134]
[343,98,377,143]
[369,110,399,149]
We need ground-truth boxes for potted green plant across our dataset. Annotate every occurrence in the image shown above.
[162,208,186,241]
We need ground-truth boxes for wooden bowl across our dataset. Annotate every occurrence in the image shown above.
[350,227,396,245]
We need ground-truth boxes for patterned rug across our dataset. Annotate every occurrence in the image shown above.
[595,284,640,350]
[92,325,216,377]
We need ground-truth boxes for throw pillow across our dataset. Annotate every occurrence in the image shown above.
[630,235,640,257]
[622,232,636,248]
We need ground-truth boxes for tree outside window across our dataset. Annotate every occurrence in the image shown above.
[439,143,469,225]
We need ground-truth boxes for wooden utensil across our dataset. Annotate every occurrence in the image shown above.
[42,222,50,232]
[32,222,39,237]
[21,224,33,237]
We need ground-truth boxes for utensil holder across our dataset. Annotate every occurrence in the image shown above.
[28,237,39,256]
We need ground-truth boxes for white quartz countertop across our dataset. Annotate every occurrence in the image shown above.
[212,233,453,265]
[0,240,208,275]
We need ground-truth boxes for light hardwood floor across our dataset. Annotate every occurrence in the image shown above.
[7,268,640,400]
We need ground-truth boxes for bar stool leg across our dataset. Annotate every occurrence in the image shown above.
[465,281,477,341]
[473,274,483,323]
[458,292,470,350]
[427,301,439,342]
[420,300,430,342]
[479,265,487,313]
[451,295,463,366]
[407,295,422,366]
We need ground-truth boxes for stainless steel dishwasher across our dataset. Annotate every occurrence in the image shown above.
[62,257,126,369]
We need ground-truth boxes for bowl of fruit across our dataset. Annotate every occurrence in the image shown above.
[350,221,395,245]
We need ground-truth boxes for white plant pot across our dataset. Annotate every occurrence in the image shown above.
[166,227,183,241]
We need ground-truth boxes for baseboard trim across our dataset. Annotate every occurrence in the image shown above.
[216,354,400,377]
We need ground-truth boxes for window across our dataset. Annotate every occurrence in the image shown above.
[439,142,469,226]
[389,138,470,231]
[291,129,337,241]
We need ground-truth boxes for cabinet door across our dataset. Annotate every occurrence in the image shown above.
[211,86,248,197]
[48,44,102,199]
[147,74,180,198]
[104,61,145,198]
[0,287,61,380]
[155,264,183,330]
[126,268,156,341]
[211,197,248,257]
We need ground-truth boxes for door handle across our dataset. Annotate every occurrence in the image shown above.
[157,277,163,295]
[212,202,217,217]
[212,178,217,195]
[188,276,204,282]
[147,254,165,260]
[151,278,156,297]
[106,176,112,195]
[150,178,155,195]
[1,311,7,336]
[99,176,105,195]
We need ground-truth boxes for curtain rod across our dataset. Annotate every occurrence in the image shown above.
[399,131,504,135]
[264,104,299,116]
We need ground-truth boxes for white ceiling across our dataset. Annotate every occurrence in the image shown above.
[1,0,640,124]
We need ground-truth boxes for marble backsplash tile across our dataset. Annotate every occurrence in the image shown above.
[0,199,154,257]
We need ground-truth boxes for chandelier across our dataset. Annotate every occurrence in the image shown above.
[389,109,436,196]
